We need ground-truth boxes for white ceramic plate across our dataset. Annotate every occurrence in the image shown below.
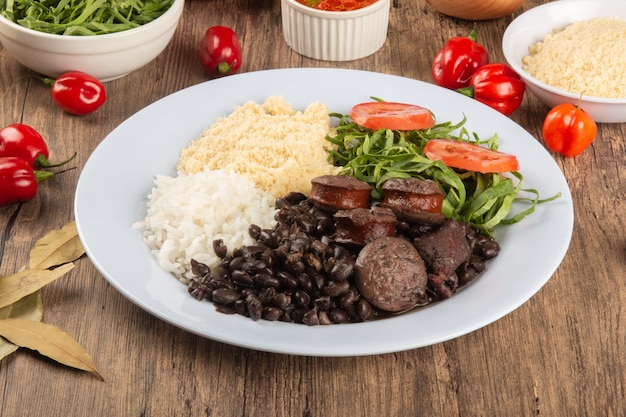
[75,68,573,356]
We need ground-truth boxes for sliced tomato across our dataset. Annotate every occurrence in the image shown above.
[424,139,519,173]
[350,102,436,131]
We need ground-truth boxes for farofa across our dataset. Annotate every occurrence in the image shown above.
[177,96,340,197]
[522,17,626,99]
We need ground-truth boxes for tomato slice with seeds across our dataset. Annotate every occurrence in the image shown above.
[424,139,519,173]
[350,102,436,131]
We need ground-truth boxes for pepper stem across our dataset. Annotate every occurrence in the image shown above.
[33,166,76,183]
[456,86,475,99]
[468,24,478,42]
[217,59,238,75]
[35,152,77,168]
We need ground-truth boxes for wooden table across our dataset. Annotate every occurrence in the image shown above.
[1,1,624,415]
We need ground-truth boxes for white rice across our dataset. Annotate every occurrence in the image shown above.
[136,168,278,282]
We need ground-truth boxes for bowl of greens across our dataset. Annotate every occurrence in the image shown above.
[0,0,184,81]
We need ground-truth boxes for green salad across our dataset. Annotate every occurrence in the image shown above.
[326,111,560,234]
[0,0,173,35]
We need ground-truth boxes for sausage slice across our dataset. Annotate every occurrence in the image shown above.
[355,236,428,312]
[308,175,372,212]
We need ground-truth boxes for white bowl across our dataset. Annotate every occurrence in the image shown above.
[502,0,626,123]
[281,0,390,61]
[0,0,184,82]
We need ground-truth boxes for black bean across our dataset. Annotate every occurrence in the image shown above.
[304,252,323,271]
[246,295,263,321]
[481,240,500,259]
[329,257,354,281]
[212,288,239,305]
[314,296,333,311]
[457,266,478,285]
[288,260,306,275]
[248,224,262,239]
[293,290,311,307]
[297,274,313,292]
[253,273,281,289]
[337,288,357,308]
[212,239,228,259]
[190,259,210,277]
[276,271,298,289]
[263,307,282,321]
[470,255,486,273]
[323,279,350,297]
[302,308,320,326]
[242,259,268,274]
[231,270,254,287]
[318,310,331,325]
[228,256,246,271]
[356,299,374,321]
[329,308,351,324]
[271,292,291,310]
[234,299,248,316]
[283,191,307,205]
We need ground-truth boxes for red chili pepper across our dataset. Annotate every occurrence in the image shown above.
[196,26,242,78]
[431,28,489,90]
[457,63,526,115]
[44,71,107,116]
[0,123,75,168]
[0,157,55,205]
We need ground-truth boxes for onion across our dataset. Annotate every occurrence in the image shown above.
[426,0,525,20]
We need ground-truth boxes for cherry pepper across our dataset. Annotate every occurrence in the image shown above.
[431,28,489,90]
[457,63,526,115]
[0,157,54,205]
[196,26,242,78]
[43,71,107,115]
[0,123,74,168]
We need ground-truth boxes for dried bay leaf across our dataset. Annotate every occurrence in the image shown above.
[0,263,74,309]
[0,318,104,380]
[29,221,85,270]
[0,291,43,360]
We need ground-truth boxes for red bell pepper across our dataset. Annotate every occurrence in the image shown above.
[431,28,489,90]
[0,156,55,205]
[457,63,526,115]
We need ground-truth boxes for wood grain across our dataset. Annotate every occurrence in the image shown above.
[1,1,624,416]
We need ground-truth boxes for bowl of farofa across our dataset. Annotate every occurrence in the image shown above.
[281,0,390,61]
[502,0,626,123]
[0,0,184,81]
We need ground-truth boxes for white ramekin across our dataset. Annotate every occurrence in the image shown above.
[281,0,390,61]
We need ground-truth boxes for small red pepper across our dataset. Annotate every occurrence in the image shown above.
[196,26,242,78]
[457,63,526,115]
[0,156,55,205]
[542,101,597,157]
[431,28,489,90]
[43,71,107,116]
[0,123,75,168]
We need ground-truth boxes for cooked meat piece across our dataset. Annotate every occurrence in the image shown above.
[413,218,471,276]
[381,177,445,225]
[333,206,397,246]
[413,218,471,299]
[308,175,372,213]
[355,236,428,312]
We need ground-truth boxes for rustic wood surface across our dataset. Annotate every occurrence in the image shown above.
[1,1,624,416]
